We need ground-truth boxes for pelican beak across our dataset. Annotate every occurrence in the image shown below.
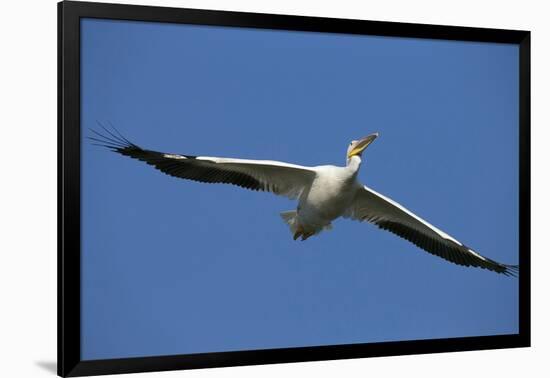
[348,133,379,158]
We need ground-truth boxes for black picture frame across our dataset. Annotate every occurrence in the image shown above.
[58,1,531,376]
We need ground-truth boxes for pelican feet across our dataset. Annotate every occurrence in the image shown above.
[293,225,315,241]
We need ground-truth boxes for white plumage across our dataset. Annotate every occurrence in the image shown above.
[91,128,518,276]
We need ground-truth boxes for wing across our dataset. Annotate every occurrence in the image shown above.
[90,128,316,200]
[345,185,518,276]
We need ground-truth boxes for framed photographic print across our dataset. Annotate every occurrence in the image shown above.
[58,1,530,376]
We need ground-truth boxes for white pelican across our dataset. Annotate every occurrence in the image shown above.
[91,127,519,276]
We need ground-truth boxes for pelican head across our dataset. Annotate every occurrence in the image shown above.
[347,133,379,159]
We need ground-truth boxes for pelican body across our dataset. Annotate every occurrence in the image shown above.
[91,128,518,276]
[285,136,376,240]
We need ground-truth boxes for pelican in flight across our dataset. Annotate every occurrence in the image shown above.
[91,127,518,276]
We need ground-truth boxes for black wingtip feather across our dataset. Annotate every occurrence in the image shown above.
[88,124,140,153]
[502,264,519,277]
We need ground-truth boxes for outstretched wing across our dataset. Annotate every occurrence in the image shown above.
[345,185,518,276]
[90,128,316,200]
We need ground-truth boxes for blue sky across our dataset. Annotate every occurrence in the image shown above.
[81,18,519,360]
